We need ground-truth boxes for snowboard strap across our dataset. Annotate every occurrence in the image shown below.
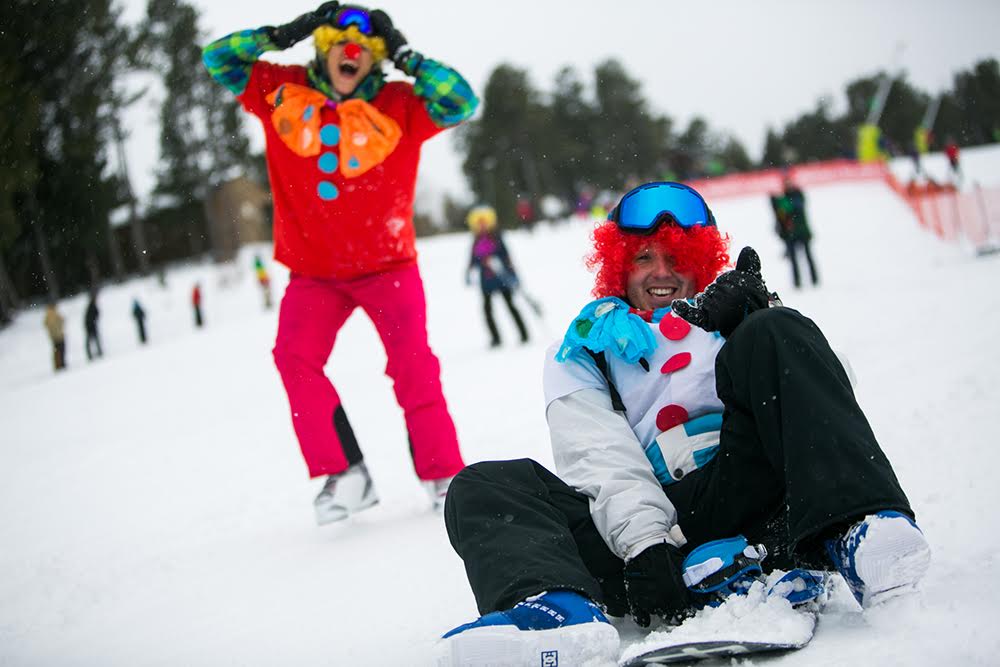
[586,349,626,414]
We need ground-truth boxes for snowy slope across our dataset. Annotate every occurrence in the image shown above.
[3,151,1000,665]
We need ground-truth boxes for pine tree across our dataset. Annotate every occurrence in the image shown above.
[590,59,664,189]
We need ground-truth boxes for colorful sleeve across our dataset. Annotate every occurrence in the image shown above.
[398,52,479,128]
[202,28,280,96]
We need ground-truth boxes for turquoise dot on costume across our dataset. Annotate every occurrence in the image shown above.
[302,105,315,121]
[320,124,340,146]
[317,181,339,201]
[318,152,338,173]
[348,156,360,170]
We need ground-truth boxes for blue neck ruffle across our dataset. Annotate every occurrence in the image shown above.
[556,297,659,365]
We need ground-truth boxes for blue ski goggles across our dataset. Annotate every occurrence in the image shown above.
[333,6,373,34]
[608,182,716,235]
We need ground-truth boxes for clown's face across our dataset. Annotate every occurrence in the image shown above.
[625,245,697,312]
[326,42,375,96]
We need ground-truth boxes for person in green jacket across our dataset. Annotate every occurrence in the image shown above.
[770,175,819,288]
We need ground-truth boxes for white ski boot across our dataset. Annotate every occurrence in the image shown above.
[314,462,379,525]
[424,475,455,511]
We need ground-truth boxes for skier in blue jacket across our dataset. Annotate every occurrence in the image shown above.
[465,205,529,347]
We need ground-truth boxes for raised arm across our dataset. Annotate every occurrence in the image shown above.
[202,2,341,95]
[370,10,478,127]
[402,55,479,127]
[202,28,279,95]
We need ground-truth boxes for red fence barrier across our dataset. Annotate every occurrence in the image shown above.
[888,178,1000,250]
[686,160,890,200]
[687,159,999,251]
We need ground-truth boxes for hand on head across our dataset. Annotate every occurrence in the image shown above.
[369,9,409,63]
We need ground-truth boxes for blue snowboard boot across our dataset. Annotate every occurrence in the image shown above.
[825,510,931,608]
[434,590,620,667]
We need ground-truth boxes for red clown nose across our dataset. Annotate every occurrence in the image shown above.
[343,42,362,59]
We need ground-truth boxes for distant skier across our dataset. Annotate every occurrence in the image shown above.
[465,205,529,348]
[944,137,962,184]
[253,255,273,310]
[203,1,477,523]
[44,302,66,371]
[515,197,535,232]
[436,182,930,665]
[132,299,147,344]
[770,175,819,288]
[192,283,203,328]
[84,290,102,360]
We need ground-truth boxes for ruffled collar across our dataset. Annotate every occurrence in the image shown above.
[556,297,661,365]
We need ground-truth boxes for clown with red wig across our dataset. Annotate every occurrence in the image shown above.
[436,182,929,665]
[203,3,477,525]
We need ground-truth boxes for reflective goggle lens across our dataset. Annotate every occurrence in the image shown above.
[335,7,373,34]
[612,182,715,233]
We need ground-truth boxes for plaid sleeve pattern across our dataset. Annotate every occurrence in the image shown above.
[202,28,280,95]
[401,53,479,128]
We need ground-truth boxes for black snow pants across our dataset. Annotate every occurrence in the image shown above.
[483,286,528,346]
[785,238,819,287]
[444,307,912,615]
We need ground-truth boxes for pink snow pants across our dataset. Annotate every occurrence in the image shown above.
[272,265,465,480]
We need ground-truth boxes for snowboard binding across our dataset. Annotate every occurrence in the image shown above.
[682,535,827,608]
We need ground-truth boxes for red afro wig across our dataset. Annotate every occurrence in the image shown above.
[586,221,731,299]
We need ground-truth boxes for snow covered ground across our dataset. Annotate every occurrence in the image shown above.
[3,148,1000,665]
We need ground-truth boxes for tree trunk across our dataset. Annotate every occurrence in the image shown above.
[105,217,125,283]
[29,203,59,301]
[0,252,20,322]
[85,248,102,289]
[114,117,151,275]
[130,208,151,275]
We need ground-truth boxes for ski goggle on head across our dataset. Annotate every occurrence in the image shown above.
[333,6,373,34]
[608,182,716,235]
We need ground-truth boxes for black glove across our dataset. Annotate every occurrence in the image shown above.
[671,246,773,339]
[623,543,693,627]
[369,9,410,65]
[267,1,341,49]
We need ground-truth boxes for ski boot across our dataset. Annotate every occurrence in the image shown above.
[424,475,455,511]
[313,462,379,525]
[434,590,620,667]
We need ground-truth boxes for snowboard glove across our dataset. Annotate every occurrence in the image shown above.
[672,246,775,339]
[266,1,341,50]
[370,9,411,67]
[624,542,693,627]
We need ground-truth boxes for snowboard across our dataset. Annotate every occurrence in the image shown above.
[619,632,813,666]
[617,574,823,666]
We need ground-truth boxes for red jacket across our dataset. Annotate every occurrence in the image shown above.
[240,62,444,280]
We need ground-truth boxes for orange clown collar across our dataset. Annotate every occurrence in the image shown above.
[266,83,401,178]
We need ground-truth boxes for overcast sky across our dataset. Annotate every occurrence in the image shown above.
[119,0,1000,202]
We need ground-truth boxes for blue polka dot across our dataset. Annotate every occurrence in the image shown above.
[320,124,340,146]
[302,105,315,121]
[317,181,339,201]
[348,156,360,170]
[318,152,338,173]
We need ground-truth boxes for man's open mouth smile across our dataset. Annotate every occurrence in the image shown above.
[647,286,679,298]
